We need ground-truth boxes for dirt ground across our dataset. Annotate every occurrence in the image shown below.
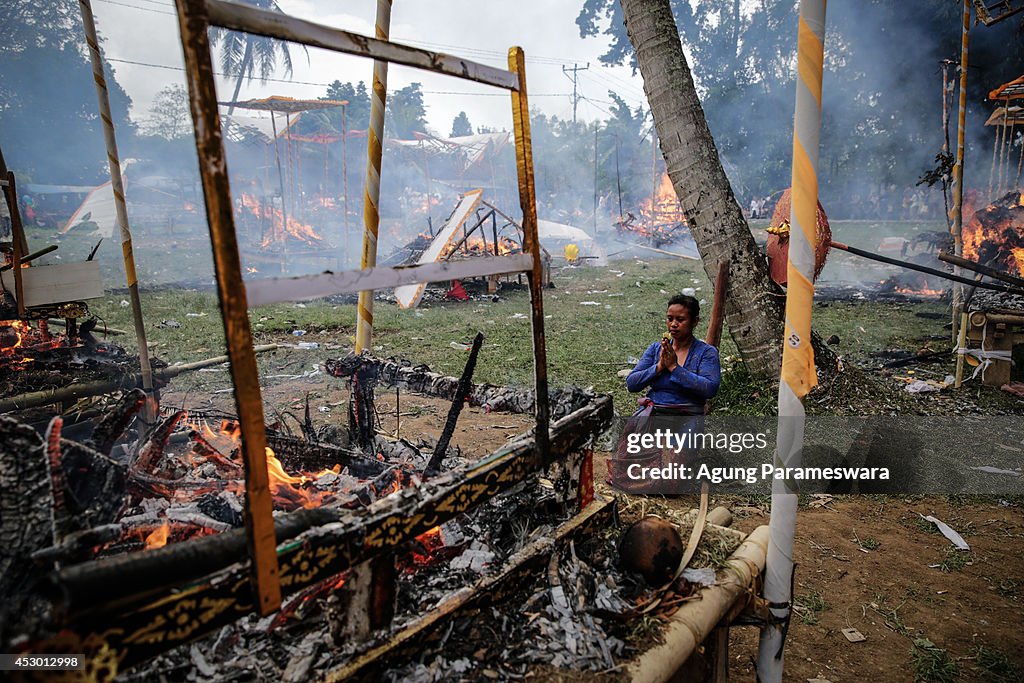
[593,453,1024,683]
[160,364,1023,682]
[162,371,537,456]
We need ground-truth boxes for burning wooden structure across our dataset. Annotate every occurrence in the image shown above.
[614,171,695,250]
[0,357,612,680]
[387,191,551,307]
[224,95,348,275]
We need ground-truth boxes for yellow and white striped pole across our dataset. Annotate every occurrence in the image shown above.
[79,0,155,405]
[757,1,826,680]
[354,0,392,354]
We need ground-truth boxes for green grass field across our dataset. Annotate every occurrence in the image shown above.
[25,216,1020,416]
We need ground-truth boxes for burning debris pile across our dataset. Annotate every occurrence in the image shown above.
[0,349,622,680]
[0,318,163,403]
[963,189,1024,276]
[616,172,693,248]
[238,193,328,251]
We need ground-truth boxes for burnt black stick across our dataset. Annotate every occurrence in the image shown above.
[426,332,484,474]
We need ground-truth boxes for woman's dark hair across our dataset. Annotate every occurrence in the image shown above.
[667,294,700,320]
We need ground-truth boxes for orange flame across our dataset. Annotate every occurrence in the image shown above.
[240,193,325,248]
[620,171,689,243]
[0,321,29,356]
[145,521,170,549]
[639,172,685,222]
[961,189,1024,276]
[1,320,68,367]
[440,235,519,260]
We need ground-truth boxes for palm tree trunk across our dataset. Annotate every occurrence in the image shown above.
[619,0,784,376]
[226,39,254,116]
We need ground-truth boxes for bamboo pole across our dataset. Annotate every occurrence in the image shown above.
[629,242,700,260]
[341,105,349,269]
[46,319,127,336]
[705,260,729,348]
[629,526,769,683]
[272,111,291,274]
[8,174,26,318]
[175,0,281,615]
[78,0,155,408]
[998,98,1011,194]
[0,245,57,272]
[0,345,280,414]
[1018,127,1024,186]
[354,0,392,354]
[592,127,598,235]
[830,241,1024,296]
[954,309,971,388]
[950,0,971,342]
[941,60,954,219]
[757,2,826,680]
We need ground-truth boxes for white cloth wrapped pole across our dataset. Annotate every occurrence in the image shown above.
[757,1,827,681]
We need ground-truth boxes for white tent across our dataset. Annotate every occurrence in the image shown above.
[61,180,116,238]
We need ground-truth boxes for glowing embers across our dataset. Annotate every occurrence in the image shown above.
[962,189,1024,277]
[0,319,69,369]
[111,411,421,556]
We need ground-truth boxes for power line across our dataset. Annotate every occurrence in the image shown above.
[94,0,175,16]
[105,56,569,96]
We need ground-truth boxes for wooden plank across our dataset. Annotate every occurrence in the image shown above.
[508,47,551,465]
[394,189,483,309]
[0,262,104,308]
[176,0,281,616]
[204,0,520,91]
[246,253,532,307]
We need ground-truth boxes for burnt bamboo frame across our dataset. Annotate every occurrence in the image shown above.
[173,0,550,622]
[59,394,611,673]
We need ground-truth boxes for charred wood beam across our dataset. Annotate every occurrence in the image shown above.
[88,389,147,454]
[51,506,342,618]
[347,362,378,449]
[830,241,1024,297]
[265,434,386,479]
[55,395,612,671]
[426,332,484,473]
[0,245,58,272]
[324,354,595,421]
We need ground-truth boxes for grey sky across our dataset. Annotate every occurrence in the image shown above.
[93,0,650,135]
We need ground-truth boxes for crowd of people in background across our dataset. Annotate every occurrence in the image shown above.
[744,185,947,222]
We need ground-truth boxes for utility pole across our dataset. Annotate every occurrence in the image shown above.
[562,62,589,124]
